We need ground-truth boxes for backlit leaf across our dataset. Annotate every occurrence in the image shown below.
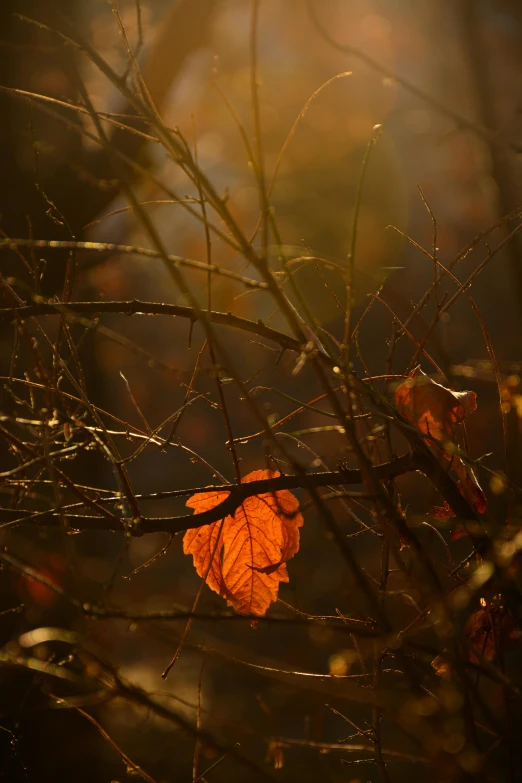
[183,470,304,616]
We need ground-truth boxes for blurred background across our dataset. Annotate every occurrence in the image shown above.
[1,1,522,780]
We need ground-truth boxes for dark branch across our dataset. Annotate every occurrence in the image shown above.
[83,606,380,635]
[1,456,414,534]
[0,299,305,357]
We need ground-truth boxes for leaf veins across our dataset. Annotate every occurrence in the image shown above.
[183,469,304,616]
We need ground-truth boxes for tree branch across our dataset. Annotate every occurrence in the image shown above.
[0,238,267,290]
[0,299,305,357]
[1,456,414,534]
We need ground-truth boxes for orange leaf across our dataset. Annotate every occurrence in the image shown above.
[183,470,304,616]
[395,367,486,514]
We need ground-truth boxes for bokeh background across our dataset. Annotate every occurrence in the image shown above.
[1,1,522,781]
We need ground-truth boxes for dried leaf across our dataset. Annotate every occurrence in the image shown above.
[395,367,486,514]
[450,522,469,542]
[183,470,304,616]
[395,367,477,440]
[429,501,455,522]
[432,654,452,680]
[465,605,522,665]
[429,502,470,540]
